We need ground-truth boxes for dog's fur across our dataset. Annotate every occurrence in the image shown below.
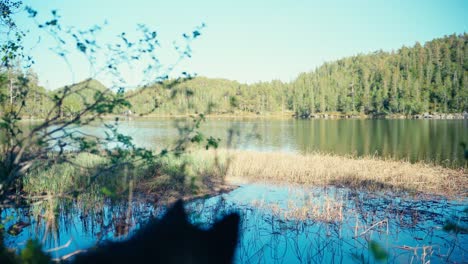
[73,200,240,264]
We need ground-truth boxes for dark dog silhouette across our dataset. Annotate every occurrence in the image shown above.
[73,200,240,264]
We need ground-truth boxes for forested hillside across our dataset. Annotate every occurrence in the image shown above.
[1,33,467,118]
[289,33,468,117]
[127,33,467,117]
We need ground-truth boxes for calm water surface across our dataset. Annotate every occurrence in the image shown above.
[3,185,467,263]
[109,118,468,167]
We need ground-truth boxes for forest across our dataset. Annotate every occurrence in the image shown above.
[1,33,467,118]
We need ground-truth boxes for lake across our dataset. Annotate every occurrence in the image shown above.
[3,118,467,263]
[107,118,468,167]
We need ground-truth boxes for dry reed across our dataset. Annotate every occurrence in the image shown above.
[252,197,344,222]
[195,149,467,197]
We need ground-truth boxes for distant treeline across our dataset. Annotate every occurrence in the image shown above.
[130,33,468,117]
[1,33,467,118]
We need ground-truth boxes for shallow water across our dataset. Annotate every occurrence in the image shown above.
[3,184,467,263]
[215,184,467,263]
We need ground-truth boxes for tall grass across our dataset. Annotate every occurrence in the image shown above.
[23,153,107,196]
[22,151,229,202]
[22,149,467,200]
[137,152,230,200]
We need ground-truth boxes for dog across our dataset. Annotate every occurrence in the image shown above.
[72,200,240,264]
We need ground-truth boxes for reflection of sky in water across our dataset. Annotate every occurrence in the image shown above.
[3,184,467,263]
[204,184,467,263]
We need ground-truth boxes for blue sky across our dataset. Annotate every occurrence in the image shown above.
[15,0,468,89]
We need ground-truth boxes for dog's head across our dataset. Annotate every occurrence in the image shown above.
[73,200,240,264]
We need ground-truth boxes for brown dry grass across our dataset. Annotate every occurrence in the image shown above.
[195,149,467,197]
[252,197,344,222]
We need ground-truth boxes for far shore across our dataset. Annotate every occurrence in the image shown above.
[119,111,468,120]
[18,111,468,122]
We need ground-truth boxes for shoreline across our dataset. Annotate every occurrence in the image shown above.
[17,111,468,122]
[122,112,468,120]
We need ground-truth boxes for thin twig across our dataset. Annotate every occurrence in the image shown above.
[46,239,72,252]
[52,249,86,262]
[353,219,388,238]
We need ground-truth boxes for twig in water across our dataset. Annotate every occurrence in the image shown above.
[46,239,72,252]
[353,219,388,238]
[52,250,87,262]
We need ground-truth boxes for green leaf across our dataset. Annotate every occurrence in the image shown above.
[369,241,388,262]
[20,240,51,264]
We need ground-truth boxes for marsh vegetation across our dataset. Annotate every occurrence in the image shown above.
[2,183,466,263]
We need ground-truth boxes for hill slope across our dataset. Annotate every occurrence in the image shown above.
[127,33,467,117]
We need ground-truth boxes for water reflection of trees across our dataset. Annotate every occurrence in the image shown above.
[2,197,159,257]
[2,187,466,263]
[58,119,468,168]
[288,119,467,167]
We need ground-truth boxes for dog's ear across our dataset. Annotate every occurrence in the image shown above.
[159,199,188,226]
[210,213,240,260]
